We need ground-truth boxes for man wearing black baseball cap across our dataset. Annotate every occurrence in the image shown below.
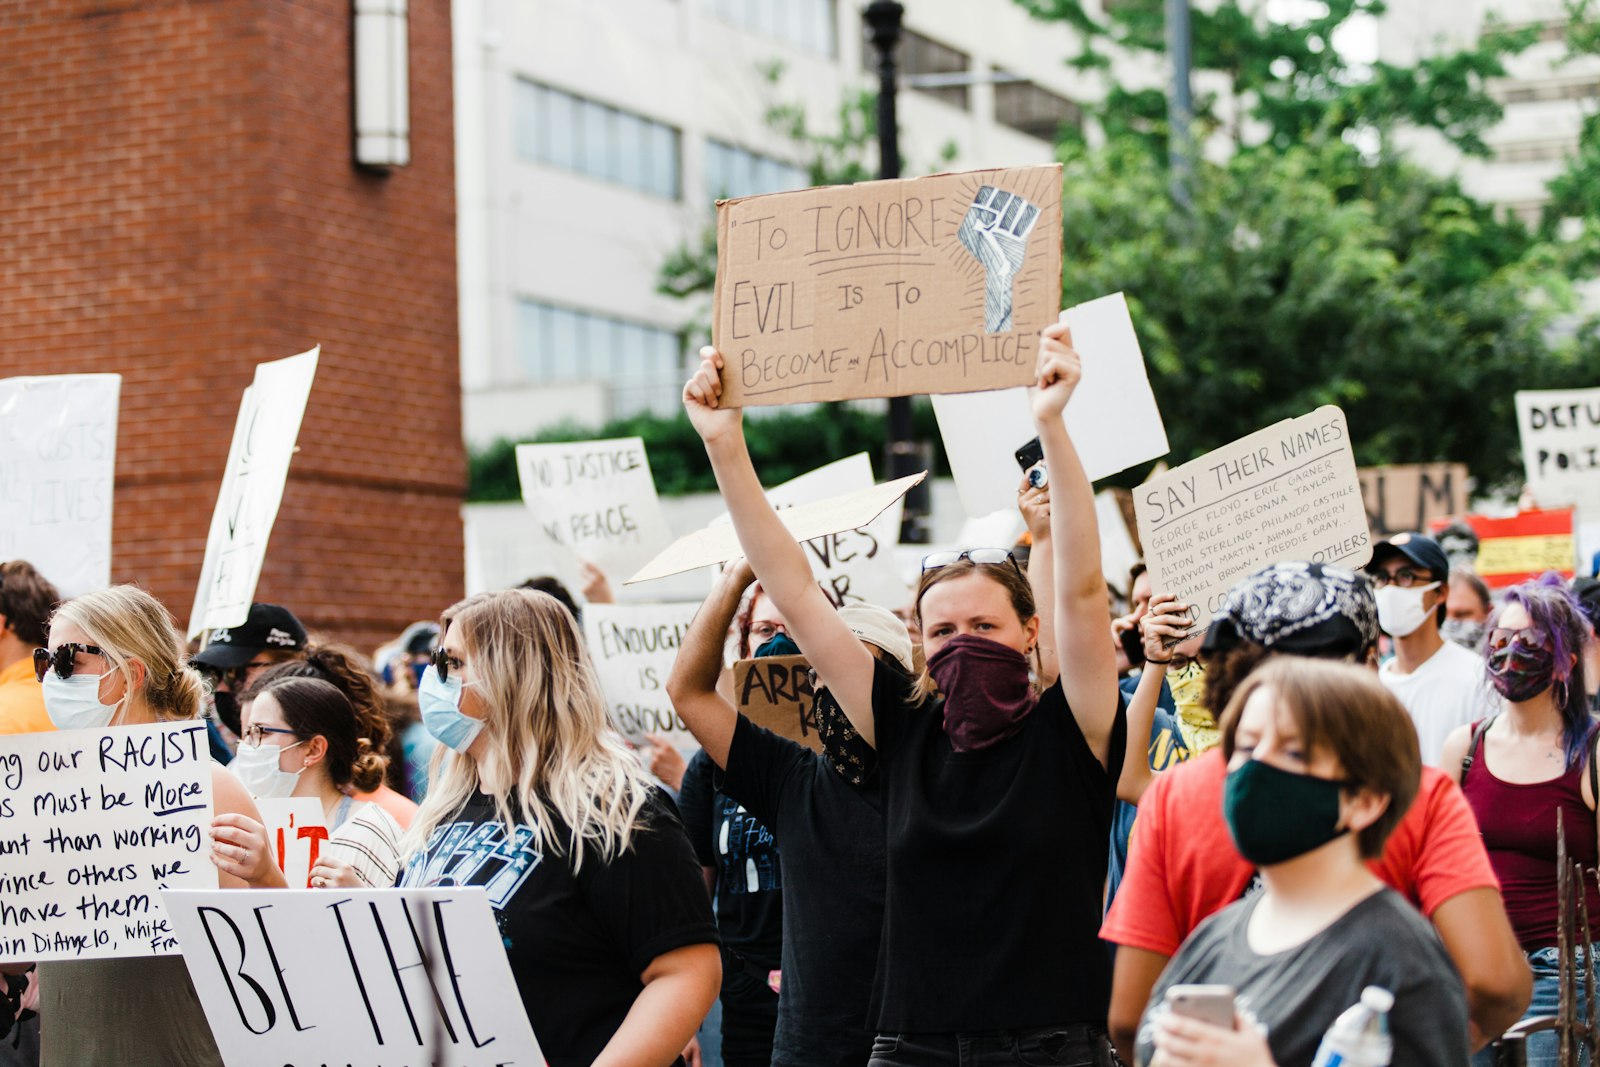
[1366,532,1497,766]
[192,603,309,740]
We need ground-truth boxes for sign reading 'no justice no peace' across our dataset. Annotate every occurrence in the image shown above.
[714,165,1064,405]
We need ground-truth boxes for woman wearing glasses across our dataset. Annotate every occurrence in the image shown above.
[396,589,720,1067]
[683,322,1124,1067]
[33,585,283,1067]
[228,675,405,889]
[1443,573,1597,1067]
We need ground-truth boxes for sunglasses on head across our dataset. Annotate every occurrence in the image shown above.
[921,547,1022,576]
[32,643,106,683]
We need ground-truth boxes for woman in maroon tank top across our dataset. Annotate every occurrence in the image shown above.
[1443,573,1596,1067]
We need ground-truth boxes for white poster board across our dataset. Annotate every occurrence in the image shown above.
[255,797,328,890]
[163,887,543,1067]
[514,437,674,579]
[189,347,320,638]
[759,454,908,609]
[0,720,216,963]
[1516,387,1600,569]
[1134,406,1370,636]
[0,373,121,596]
[932,293,1169,517]
[582,602,701,753]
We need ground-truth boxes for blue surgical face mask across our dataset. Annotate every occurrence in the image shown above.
[42,671,122,731]
[418,664,485,753]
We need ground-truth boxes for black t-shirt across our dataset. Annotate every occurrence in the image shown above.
[678,749,785,977]
[398,787,717,1067]
[722,710,887,1067]
[1140,889,1469,1067]
[872,663,1126,1032]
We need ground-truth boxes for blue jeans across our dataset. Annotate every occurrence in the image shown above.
[1478,947,1590,1067]
[867,1025,1113,1067]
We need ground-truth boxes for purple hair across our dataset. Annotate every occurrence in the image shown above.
[1488,573,1593,765]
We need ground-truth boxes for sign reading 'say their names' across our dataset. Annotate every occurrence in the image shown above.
[715,165,1064,405]
[0,720,217,964]
[1134,406,1370,636]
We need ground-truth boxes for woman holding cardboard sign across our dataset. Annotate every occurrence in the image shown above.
[684,325,1125,1066]
[33,584,284,1067]
[395,588,720,1067]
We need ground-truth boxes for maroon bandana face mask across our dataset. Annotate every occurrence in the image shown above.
[926,634,1036,753]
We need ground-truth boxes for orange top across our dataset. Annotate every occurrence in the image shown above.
[355,782,418,831]
[0,657,53,734]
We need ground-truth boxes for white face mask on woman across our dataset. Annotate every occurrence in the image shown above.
[41,671,122,731]
[230,738,307,799]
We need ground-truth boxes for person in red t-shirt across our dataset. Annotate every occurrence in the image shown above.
[1102,561,1530,1063]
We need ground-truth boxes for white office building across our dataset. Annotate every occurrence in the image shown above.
[453,0,1115,447]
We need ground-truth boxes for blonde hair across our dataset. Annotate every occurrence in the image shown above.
[51,585,206,721]
[401,590,654,871]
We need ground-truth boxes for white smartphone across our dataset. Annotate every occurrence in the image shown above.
[1164,984,1236,1030]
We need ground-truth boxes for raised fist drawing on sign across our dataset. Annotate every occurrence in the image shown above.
[957,185,1041,333]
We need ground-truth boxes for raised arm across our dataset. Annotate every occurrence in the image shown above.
[1117,594,1188,803]
[1032,321,1120,765]
[665,560,757,769]
[683,349,878,745]
[1019,476,1059,689]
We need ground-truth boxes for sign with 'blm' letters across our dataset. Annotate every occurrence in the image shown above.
[514,437,674,578]
[1135,407,1370,636]
[0,720,217,964]
[163,887,543,1067]
[715,164,1063,405]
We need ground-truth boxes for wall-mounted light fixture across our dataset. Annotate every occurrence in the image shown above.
[353,0,410,169]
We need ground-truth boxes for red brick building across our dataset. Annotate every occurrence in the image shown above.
[0,0,463,650]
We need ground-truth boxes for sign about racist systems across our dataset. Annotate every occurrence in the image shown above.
[1358,463,1471,538]
[164,887,543,1067]
[0,373,121,597]
[714,165,1063,405]
[189,347,320,637]
[0,720,216,964]
[514,437,674,578]
[1134,406,1370,636]
[255,798,328,890]
[733,655,821,752]
[582,602,702,753]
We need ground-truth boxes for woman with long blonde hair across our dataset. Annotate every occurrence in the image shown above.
[34,585,284,1067]
[397,588,720,1067]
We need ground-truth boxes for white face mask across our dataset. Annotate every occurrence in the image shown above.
[1375,582,1440,639]
[41,671,122,731]
[230,738,306,799]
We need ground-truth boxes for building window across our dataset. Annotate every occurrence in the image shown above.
[993,72,1083,142]
[705,139,809,200]
[703,0,836,57]
[514,81,681,199]
[1499,80,1600,104]
[863,27,970,110]
[516,300,686,416]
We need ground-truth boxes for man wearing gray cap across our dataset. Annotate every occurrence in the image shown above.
[1366,532,1497,765]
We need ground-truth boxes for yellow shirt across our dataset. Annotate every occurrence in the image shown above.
[0,657,54,734]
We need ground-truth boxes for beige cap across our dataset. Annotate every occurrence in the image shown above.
[837,603,915,674]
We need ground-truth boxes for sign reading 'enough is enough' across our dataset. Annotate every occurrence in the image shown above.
[714,165,1063,405]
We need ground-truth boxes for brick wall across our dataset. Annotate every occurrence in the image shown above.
[0,0,463,652]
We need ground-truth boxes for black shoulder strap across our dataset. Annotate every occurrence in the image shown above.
[1460,714,1498,784]
[1588,721,1600,809]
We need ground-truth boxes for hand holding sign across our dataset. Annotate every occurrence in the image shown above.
[684,347,742,444]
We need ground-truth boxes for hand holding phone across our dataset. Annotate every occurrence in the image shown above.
[1164,984,1236,1030]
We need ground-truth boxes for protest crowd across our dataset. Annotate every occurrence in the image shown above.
[4,323,1600,1067]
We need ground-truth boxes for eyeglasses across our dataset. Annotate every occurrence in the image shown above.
[921,547,1023,576]
[750,621,789,642]
[1369,567,1438,590]
[242,723,299,747]
[32,643,106,683]
[430,645,464,683]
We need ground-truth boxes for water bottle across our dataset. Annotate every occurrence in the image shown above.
[1311,986,1394,1067]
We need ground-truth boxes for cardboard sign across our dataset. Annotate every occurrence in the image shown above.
[627,472,926,585]
[1430,508,1576,588]
[733,655,821,753]
[0,373,121,597]
[762,454,908,609]
[0,720,216,963]
[1134,406,1370,635]
[714,165,1063,405]
[514,437,674,578]
[189,348,320,637]
[582,602,702,753]
[163,887,543,1067]
[256,797,328,890]
[932,293,1169,516]
[1358,463,1471,538]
